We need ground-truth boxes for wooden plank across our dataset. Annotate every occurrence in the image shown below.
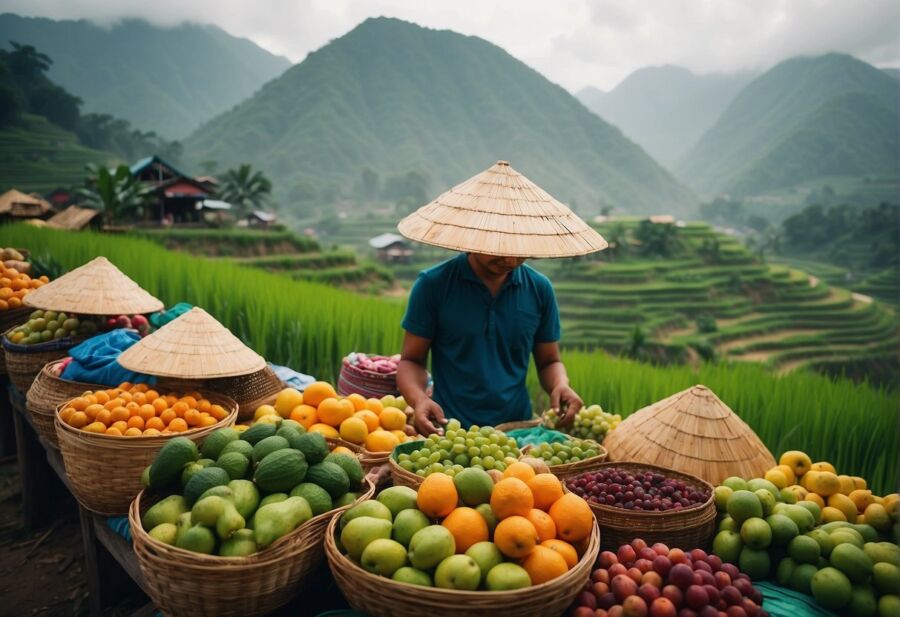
[78,508,104,617]
[90,513,151,598]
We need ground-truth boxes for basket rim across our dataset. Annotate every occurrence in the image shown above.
[130,476,376,564]
[28,359,104,397]
[561,460,715,518]
[55,389,238,441]
[325,505,600,597]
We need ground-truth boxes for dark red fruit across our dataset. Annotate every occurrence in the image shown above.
[706,555,723,572]
[593,569,611,584]
[609,564,628,578]
[725,608,747,617]
[690,549,708,562]
[703,585,720,606]
[748,588,762,606]
[740,599,759,617]
[642,571,663,589]
[732,578,752,597]
[652,556,672,578]
[572,607,595,617]
[697,570,716,587]
[593,582,610,597]
[638,547,658,561]
[635,559,654,573]
[693,560,713,574]
[600,551,619,569]
[713,571,731,589]
[577,592,597,609]
[692,573,704,586]
[652,543,670,556]
[618,545,638,565]
[638,583,661,605]
[677,610,698,617]
[721,586,741,606]
[627,568,644,585]
[662,585,683,608]
[623,596,649,617]
[612,574,639,603]
[631,538,649,552]
[597,592,617,610]
[698,608,718,617]
[649,597,677,617]
[669,564,694,590]
[669,549,689,564]
[720,564,739,580]
[685,585,709,610]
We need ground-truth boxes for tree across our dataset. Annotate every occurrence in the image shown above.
[1,42,81,130]
[78,164,154,226]
[218,164,273,217]
[635,220,678,258]
[359,167,379,201]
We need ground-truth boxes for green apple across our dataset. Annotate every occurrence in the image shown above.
[380,395,397,409]
[722,476,749,492]
[341,501,393,530]
[377,486,419,517]
[454,468,494,506]
[465,542,503,583]
[360,538,408,577]
[486,563,531,590]
[780,488,799,504]
[392,566,433,587]
[394,396,408,412]
[474,503,498,535]
[434,555,481,590]
[392,509,430,548]
[755,489,776,517]
[714,486,733,512]
[408,525,455,570]
[340,516,392,561]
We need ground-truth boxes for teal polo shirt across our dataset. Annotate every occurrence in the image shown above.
[401,253,561,428]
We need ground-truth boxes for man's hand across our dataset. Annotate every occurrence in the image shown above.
[550,383,583,426]
[413,398,448,436]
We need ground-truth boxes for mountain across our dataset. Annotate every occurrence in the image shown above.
[677,53,900,197]
[0,13,291,138]
[576,66,756,167]
[883,68,900,80]
[185,17,696,216]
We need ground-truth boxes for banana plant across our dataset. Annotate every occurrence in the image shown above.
[78,163,154,226]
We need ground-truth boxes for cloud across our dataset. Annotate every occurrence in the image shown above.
[2,0,897,91]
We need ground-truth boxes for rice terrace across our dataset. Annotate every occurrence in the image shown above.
[0,3,897,617]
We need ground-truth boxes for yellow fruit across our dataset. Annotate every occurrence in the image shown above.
[364,429,400,452]
[882,493,898,517]
[776,465,797,486]
[821,506,847,523]
[390,429,408,443]
[303,381,337,407]
[804,493,825,508]
[84,421,107,433]
[810,461,836,474]
[331,445,356,456]
[785,484,808,500]
[856,515,866,524]
[339,417,369,445]
[254,414,281,425]
[864,503,891,532]
[780,451,813,477]
[253,404,278,420]
[354,409,380,432]
[274,388,303,418]
[836,475,855,495]
[827,494,858,521]
[807,471,841,496]
[318,398,354,427]
[765,468,789,490]
[308,423,340,439]
[378,407,407,431]
[849,489,875,513]
[234,424,250,433]
[850,476,867,490]
[346,393,368,411]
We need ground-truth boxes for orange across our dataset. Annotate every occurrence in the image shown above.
[317,398,354,427]
[104,397,123,411]
[119,391,133,404]
[208,404,227,421]
[364,429,400,452]
[493,515,538,558]
[522,545,568,584]
[378,407,407,431]
[303,381,337,407]
[541,539,578,570]
[164,394,178,407]
[111,420,128,433]
[417,472,459,518]
[127,416,145,430]
[442,507,489,552]
[197,399,211,413]
[528,474,564,511]
[159,409,176,425]
[365,398,384,414]
[118,382,133,391]
[168,418,188,432]
[84,403,104,420]
[490,478,534,519]
[172,401,190,417]
[548,494,593,543]
[345,393,367,411]
[132,383,148,393]
[142,428,162,436]
[110,407,130,423]
[180,396,198,409]
[69,397,89,411]
[503,462,536,483]
[526,508,557,542]
[144,389,160,402]
[308,423,340,439]
[184,409,202,427]
[83,421,107,434]
[290,405,318,428]
[390,429,409,443]
[152,398,167,414]
[126,401,141,415]
[105,426,123,436]
[124,427,143,437]
[6,296,20,308]
[331,445,356,456]
[354,410,380,432]
[339,417,369,444]
[199,413,217,427]
[95,409,112,426]
[95,390,112,404]
[139,404,156,421]
[132,392,147,405]
[145,417,165,431]
[59,407,75,423]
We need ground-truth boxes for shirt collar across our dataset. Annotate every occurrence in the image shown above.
[458,253,523,287]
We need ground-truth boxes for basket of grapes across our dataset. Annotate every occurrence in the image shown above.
[389,420,522,488]
[522,438,607,475]
[561,462,716,551]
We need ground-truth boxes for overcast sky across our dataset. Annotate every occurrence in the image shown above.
[3,0,898,91]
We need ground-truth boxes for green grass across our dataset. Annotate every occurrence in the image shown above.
[134,228,320,256]
[4,224,897,493]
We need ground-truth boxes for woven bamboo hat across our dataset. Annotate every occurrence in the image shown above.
[602,385,776,485]
[23,256,164,315]
[118,307,266,378]
[397,160,608,258]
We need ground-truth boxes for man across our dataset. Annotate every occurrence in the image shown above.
[398,250,584,435]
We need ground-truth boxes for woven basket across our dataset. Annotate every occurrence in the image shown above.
[129,478,375,617]
[494,418,542,433]
[157,366,285,422]
[325,508,600,617]
[560,461,716,551]
[2,325,84,393]
[25,360,99,449]
[337,359,399,399]
[54,392,238,516]
[522,441,609,475]
[0,306,32,374]
[326,437,390,471]
[388,440,427,488]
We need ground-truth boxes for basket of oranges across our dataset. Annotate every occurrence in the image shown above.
[54,382,238,515]
[26,360,101,449]
[0,257,46,366]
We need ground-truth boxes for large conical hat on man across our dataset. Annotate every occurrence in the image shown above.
[118,307,266,378]
[398,160,608,258]
[23,256,164,315]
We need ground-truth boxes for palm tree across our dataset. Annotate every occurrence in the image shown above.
[78,164,153,226]
[218,164,273,217]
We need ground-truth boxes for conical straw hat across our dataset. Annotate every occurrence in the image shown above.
[23,256,164,315]
[398,160,608,258]
[118,307,266,378]
[602,385,776,485]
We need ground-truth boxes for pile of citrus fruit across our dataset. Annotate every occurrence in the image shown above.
[250,384,416,452]
[59,383,231,436]
[336,461,595,590]
[0,265,49,311]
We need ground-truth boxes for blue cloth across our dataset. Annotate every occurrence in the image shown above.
[755,581,838,617]
[149,302,192,329]
[61,330,156,386]
[106,516,132,542]
[401,253,560,428]
[269,362,316,390]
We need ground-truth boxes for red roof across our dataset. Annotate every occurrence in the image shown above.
[163,180,207,198]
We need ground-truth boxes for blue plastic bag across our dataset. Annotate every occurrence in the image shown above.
[61,329,156,386]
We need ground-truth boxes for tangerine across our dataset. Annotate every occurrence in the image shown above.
[127,416,145,430]
[168,418,189,432]
[522,545,568,584]
[208,404,228,421]
[345,393,367,411]
[184,409,202,426]
[318,397,354,426]
[290,405,318,428]
[354,409,380,432]
[59,407,75,423]
[145,417,165,431]
[442,507,489,552]
[144,389,160,402]
[308,423,340,439]
[526,508,557,542]
[490,478,534,519]
[110,407,130,423]
[84,403,104,420]
[124,427,142,437]
[365,398,384,414]
[111,420,128,433]
[364,429,399,452]
[159,409,176,425]
[84,421,107,434]
[69,397,89,411]
[303,381,337,407]
[105,426,123,436]
[152,398,168,413]
[331,445,356,456]
[339,417,369,444]
[139,404,156,421]
[493,515,538,558]
[527,474,564,511]
[379,407,407,431]
[199,413,217,427]
[95,409,112,426]
[417,472,458,518]
[541,539,578,570]
[502,461,536,483]
[548,493,593,543]
[142,428,162,436]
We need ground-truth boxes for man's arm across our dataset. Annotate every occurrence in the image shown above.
[533,341,583,425]
[397,331,447,435]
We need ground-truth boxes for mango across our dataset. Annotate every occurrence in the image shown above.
[836,475,855,495]
[176,525,217,554]
[828,494,859,522]
[141,495,188,530]
[807,471,841,497]
[810,461,837,474]
[174,511,193,544]
[850,489,876,513]
[228,479,261,519]
[864,503,892,532]
[219,529,258,557]
[198,485,234,503]
[249,493,288,528]
[191,495,246,540]
[254,496,313,549]
[148,523,178,545]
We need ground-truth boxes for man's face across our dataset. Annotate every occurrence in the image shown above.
[471,253,527,275]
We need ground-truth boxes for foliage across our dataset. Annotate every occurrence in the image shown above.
[0,41,81,131]
[77,164,154,225]
[75,113,183,165]
[634,220,679,257]
[218,164,273,217]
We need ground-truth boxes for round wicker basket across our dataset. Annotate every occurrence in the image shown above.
[560,461,716,551]
[494,418,542,433]
[0,306,32,374]
[522,441,609,475]
[54,392,238,516]
[129,477,375,617]
[156,365,285,422]
[325,508,599,617]
[325,437,390,471]
[2,325,84,393]
[337,358,399,399]
[25,360,99,449]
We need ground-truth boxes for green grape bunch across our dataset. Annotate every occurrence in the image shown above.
[528,438,603,466]
[543,404,621,442]
[396,419,521,477]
